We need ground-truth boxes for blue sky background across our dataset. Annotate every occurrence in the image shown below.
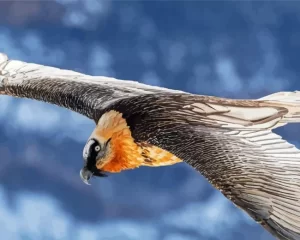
[0,1,299,239]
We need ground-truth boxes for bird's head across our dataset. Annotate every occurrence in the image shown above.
[80,137,111,184]
[80,110,182,185]
[79,110,144,185]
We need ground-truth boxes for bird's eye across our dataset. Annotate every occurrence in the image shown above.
[95,145,101,152]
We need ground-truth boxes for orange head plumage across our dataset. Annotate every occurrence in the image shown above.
[80,110,182,184]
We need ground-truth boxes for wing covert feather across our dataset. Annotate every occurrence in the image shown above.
[2,53,300,239]
[0,53,183,120]
[110,94,300,240]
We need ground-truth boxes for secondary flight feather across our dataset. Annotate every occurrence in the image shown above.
[1,53,300,240]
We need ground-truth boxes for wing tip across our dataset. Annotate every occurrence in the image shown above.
[263,217,300,240]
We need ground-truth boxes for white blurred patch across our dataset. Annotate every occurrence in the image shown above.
[1,97,93,143]
[88,221,159,240]
[14,100,61,132]
[0,188,160,240]
[17,193,71,239]
[163,234,198,240]
[215,57,243,93]
[162,192,253,239]
[56,0,112,30]
[141,71,161,87]
[249,30,288,92]
[88,44,114,76]
[0,188,71,240]
[64,10,88,28]
[213,30,290,96]
[0,96,12,118]
[162,40,187,73]
[0,28,25,59]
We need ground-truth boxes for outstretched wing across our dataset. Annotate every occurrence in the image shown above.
[2,53,300,239]
[109,93,300,240]
[0,53,183,121]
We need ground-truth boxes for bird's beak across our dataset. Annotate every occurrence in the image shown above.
[80,167,93,185]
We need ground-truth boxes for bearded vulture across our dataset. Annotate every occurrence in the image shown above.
[1,53,300,240]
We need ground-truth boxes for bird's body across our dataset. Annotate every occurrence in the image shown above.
[1,53,300,239]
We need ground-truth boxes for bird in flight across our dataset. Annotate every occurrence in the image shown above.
[1,53,300,240]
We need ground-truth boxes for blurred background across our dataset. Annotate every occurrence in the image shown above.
[0,0,299,239]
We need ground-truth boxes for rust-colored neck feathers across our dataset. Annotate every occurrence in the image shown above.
[92,110,182,173]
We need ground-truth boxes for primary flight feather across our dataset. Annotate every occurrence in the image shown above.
[1,53,300,240]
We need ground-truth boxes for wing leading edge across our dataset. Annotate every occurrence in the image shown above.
[2,53,300,239]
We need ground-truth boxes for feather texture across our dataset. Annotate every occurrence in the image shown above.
[2,53,300,239]
[0,53,183,121]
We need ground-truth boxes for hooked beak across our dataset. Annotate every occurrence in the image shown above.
[80,166,108,185]
[80,167,93,185]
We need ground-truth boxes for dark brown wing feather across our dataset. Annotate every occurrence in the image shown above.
[109,93,300,240]
[0,53,183,121]
[2,53,300,239]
